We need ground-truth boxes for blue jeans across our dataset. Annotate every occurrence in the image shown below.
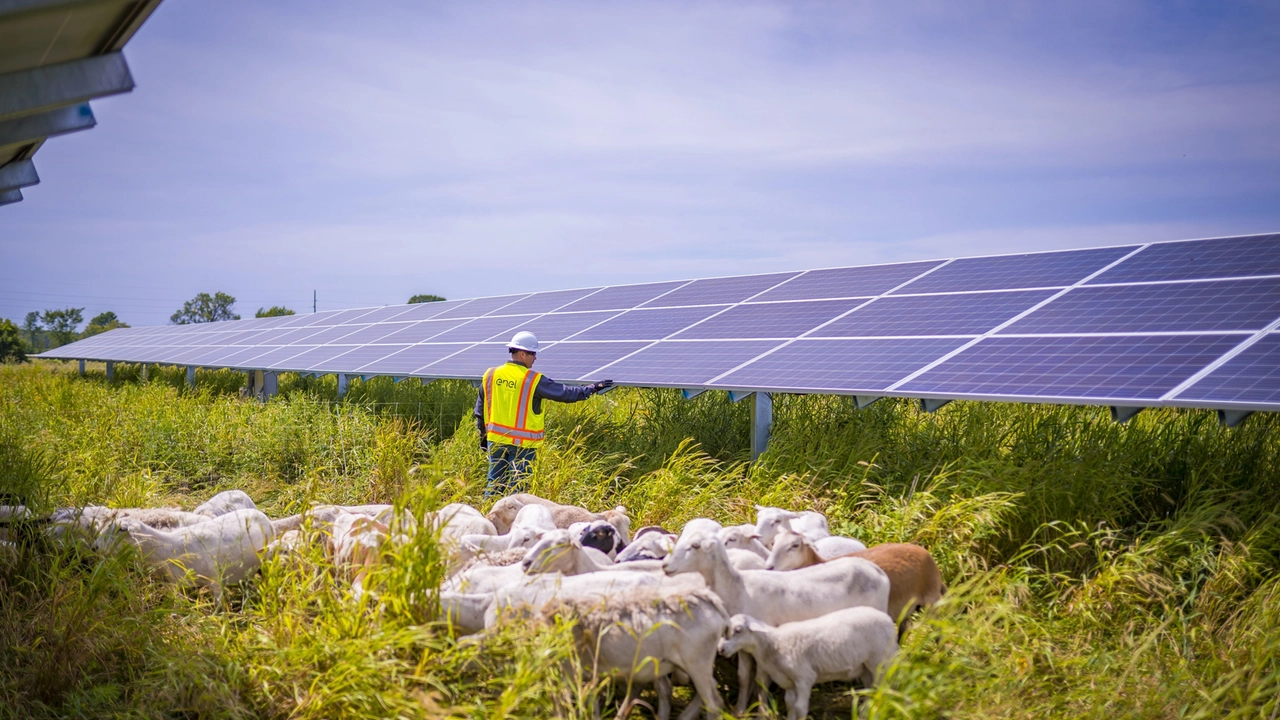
[485,443,537,499]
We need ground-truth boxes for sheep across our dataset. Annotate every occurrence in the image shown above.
[663,528,889,714]
[718,607,898,720]
[452,503,556,568]
[488,493,631,544]
[719,524,768,559]
[0,505,33,542]
[428,503,497,542]
[443,560,527,594]
[617,530,676,563]
[440,591,493,635]
[754,506,830,548]
[764,533,945,639]
[539,584,729,720]
[329,510,403,598]
[521,529,662,576]
[814,535,867,557]
[49,505,209,536]
[568,519,621,558]
[193,489,256,518]
[727,548,767,571]
[93,508,274,602]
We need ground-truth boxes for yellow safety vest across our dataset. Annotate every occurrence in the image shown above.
[483,362,545,448]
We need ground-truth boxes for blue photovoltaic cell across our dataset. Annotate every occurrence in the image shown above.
[750,261,943,302]
[338,305,416,325]
[673,300,862,339]
[494,287,603,315]
[1002,278,1280,335]
[599,340,783,385]
[571,306,729,341]
[492,311,621,342]
[900,335,1240,401]
[370,319,467,344]
[894,246,1137,294]
[275,311,343,328]
[432,294,529,319]
[259,327,327,345]
[556,281,689,312]
[308,345,409,372]
[356,344,470,374]
[817,290,1054,337]
[640,272,800,308]
[430,315,536,343]
[307,308,382,326]
[416,344,507,377]
[380,299,475,323]
[237,345,327,369]
[1089,233,1280,284]
[711,338,971,392]
[1175,334,1280,405]
[527,341,651,381]
[294,325,369,345]
[326,323,411,345]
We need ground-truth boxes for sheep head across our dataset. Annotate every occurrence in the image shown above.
[521,529,576,574]
[486,496,522,535]
[764,528,820,571]
[718,614,765,657]
[662,529,720,577]
[753,506,800,548]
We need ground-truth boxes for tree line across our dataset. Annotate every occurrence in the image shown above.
[1,291,446,363]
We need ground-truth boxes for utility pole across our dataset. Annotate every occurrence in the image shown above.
[313,290,317,313]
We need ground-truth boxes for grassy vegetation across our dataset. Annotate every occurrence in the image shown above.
[1,360,1277,719]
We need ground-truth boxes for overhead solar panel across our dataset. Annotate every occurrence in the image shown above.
[36,231,1280,417]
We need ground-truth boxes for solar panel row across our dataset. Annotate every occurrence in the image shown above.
[37,232,1280,411]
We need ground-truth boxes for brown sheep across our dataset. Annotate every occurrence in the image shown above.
[765,530,945,639]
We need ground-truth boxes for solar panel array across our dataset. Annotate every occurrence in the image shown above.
[36,232,1280,412]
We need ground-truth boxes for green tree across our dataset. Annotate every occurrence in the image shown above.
[171,292,240,324]
[255,306,295,318]
[0,319,26,363]
[21,311,39,346]
[40,307,84,346]
[408,294,446,304]
[81,311,130,339]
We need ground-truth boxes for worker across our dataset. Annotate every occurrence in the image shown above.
[475,331,613,498]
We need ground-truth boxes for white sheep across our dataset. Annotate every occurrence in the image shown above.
[719,524,769,558]
[487,493,631,544]
[754,506,830,548]
[663,528,889,714]
[521,529,664,576]
[727,549,767,571]
[439,591,493,635]
[193,489,256,518]
[49,505,208,537]
[429,503,497,542]
[718,607,898,719]
[94,508,274,602]
[540,584,728,720]
[617,530,675,563]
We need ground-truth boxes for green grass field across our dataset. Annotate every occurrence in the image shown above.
[1,360,1277,719]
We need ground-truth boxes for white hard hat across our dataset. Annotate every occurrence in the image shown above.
[508,331,539,353]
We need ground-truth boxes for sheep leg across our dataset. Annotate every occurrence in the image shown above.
[675,659,722,720]
[785,680,812,720]
[733,653,753,715]
[656,674,672,720]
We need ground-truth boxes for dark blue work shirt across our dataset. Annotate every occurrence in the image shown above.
[474,362,594,439]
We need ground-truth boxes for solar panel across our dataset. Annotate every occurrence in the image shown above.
[1172,334,1280,406]
[1002,278,1280,335]
[815,290,1055,337]
[898,335,1241,402]
[1087,233,1280,284]
[36,231,1280,415]
[710,338,970,393]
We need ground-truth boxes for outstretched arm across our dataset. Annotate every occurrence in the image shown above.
[533,377,614,405]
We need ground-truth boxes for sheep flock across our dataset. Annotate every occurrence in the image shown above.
[1,491,946,719]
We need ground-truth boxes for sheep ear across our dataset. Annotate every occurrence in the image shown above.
[748,532,761,540]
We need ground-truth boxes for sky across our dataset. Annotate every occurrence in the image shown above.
[2,0,1279,327]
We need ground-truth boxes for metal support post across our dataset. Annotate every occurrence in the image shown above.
[105,361,114,380]
[1218,409,1253,428]
[750,391,772,460]
[920,398,951,413]
[1109,406,1144,424]
[186,366,196,388]
[251,370,278,401]
[78,359,85,375]
[336,373,349,398]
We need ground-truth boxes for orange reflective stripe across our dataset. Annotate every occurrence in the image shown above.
[515,370,538,429]
[483,368,495,422]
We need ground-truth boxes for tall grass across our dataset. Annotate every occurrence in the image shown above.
[1,361,1277,718]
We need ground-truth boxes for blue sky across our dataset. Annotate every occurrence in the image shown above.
[2,0,1279,327]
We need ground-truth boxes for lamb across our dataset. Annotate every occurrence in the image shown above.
[718,607,898,720]
[719,524,769,558]
[754,506,830,547]
[487,493,631,544]
[93,508,274,601]
[540,584,729,720]
[764,532,945,638]
[428,503,497,542]
[193,489,256,518]
[617,530,675,563]
[663,528,889,714]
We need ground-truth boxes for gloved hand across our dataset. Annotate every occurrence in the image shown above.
[591,379,615,394]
